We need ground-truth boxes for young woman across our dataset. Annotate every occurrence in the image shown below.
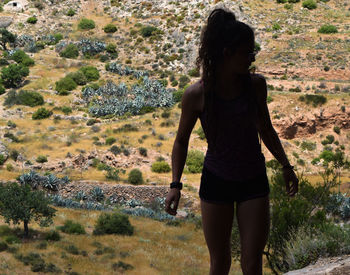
[165,7,299,275]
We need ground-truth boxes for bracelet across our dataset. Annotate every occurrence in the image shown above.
[282,164,294,170]
[170,181,183,190]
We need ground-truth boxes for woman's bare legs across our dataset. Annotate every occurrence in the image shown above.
[200,199,235,275]
[236,195,270,275]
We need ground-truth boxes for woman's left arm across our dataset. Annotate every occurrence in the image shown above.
[253,74,298,196]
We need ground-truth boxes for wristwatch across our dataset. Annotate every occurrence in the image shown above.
[170,181,183,190]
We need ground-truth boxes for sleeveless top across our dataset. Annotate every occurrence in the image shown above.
[199,76,266,181]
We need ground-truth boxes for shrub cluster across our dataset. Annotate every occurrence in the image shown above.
[4,90,44,107]
[93,212,134,235]
[78,18,95,30]
[59,44,79,58]
[103,23,117,33]
[185,150,204,173]
[58,220,85,234]
[128,168,144,185]
[151,161,171,173]
[32,107,53,120]
[298,94,327,107]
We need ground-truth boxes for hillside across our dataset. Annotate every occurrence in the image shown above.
[0,0,349,274]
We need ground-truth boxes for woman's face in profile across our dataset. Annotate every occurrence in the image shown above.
[225,41,256,74]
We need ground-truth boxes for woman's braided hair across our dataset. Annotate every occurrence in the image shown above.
[195,7,255,153]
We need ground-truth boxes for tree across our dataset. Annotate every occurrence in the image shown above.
[0,28,16,51]
[0,182,56,237]
[1,64,29,88]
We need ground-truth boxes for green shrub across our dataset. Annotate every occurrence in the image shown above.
[27,17,37,24]
[110,145,121,155]
[188,67,200,77]
[298,94,326,107]
[302,0,317,9]
[58,220,85,234]
[318,24,338,34]
[59,44,79,58]
[66,71,87,86]
[103,24,117,33]
[151,161,171,173]
[11,50,35,66]
[32,108,53,120]
[140,25,157,37]
[0,241,8,252]
[106,43,117,53]
[0,154,6,165]
[78,18,95,30]
[1,64,29,88]
[36,155,48,163]
[55,76,77,94]
[4,90,44,107]
[300,140,316,151]
[128,168,144,185]
[51,33,63,45]
[0,84,5,95]
[325,135,335,144]
[61,106,72,115]
[93,212,134,236]
[66,8,75,16]
[172,89,184,103]
[17,90,44,106]
[45,230,61,241]
[79,66,100,82]
[178,75,190,89]
[105,137,116,145]
[138,147,147,156]
[333,126,340,134]
[185,150,204,173]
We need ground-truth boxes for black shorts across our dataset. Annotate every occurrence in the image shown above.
[199,165,270,204]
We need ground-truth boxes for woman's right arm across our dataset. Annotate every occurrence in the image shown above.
[165,85,200,216]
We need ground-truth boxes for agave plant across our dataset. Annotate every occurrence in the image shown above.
[90,187,104,202]
[75,191,87,201]
[18,170,41,189]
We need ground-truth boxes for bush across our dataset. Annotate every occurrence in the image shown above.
[55,76,77,94]
[79,66,100,82]
[59,44,79,58]
[103,24,117,33]
[110,145,121,155]
[0,154,6,165]
[78,18,95,30]
[66,8,75,16]
[298,94,327,107]
[93,212,134,236]
[32,108,53,120]
[300,140,316,151]
[105,137,116,145]
[36,155,48,163]
[333,126,340,134]
[66,71,87,86]
[188,67,200,77]
[178,75,190,89]
[27,17,37,24]
[4,90,44,107]
[318,24,338,34]
[61,106,72,115]
[58,220,85,234]
[128,169,144,185]
[172,89,184,103]
[1,64,29,88]
[106,43,117,53]
[185,150,204,173]
[151,161,171,173]
[0,241,8,252]
[45,230,61,241]
[140,26,157,37]
[17,90,44,107]
[11,50,35,66]
[302,0,317,9]
[138,147,147,156]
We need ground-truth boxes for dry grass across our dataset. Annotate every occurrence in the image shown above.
[0,207,252,274]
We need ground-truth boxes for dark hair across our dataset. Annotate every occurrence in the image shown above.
[195,7,255,153]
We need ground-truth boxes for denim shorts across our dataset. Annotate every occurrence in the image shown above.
[199,165,270,204]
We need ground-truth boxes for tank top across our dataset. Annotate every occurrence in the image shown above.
[199,76,266,181]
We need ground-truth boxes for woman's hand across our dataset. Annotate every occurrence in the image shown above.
[165,188,181,216]
[282,167,299,197]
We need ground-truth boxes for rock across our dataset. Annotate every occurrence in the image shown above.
[0,16,13,28]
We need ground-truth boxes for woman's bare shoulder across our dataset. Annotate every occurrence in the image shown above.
[251,73,267,102]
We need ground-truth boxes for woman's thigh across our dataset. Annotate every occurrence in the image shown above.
[200,199,235,256]
[236,195,270,256]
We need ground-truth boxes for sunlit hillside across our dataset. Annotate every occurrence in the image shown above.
[0,0,349,274]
